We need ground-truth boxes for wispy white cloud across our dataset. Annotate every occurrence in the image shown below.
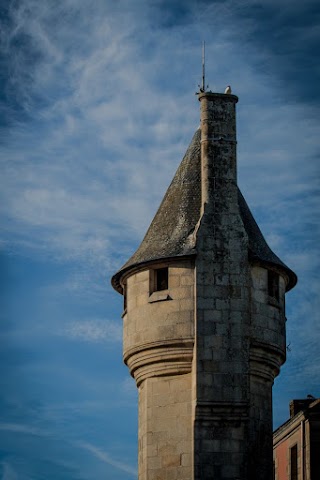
[0,423,136,478]
[1,2,319,471]
[1,0,318,391]
[121,377,137,396]
[1,1,318,283]
[0,423,47,437]
[76,441,137,477]
[1,462,19,480]
[58,319,122,343]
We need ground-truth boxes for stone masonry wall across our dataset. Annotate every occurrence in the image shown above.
[194,93,251,480]
[122,259,195,479]
[249,266,287,479]
[138,374,192,480]
[123,260,194,358]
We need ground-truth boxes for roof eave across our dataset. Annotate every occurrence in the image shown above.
[111,252,197,294]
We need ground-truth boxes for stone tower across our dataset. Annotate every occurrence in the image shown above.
[111,90,297,480]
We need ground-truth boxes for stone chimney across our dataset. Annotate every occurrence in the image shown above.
[290,399,315,418]
[194,91,251,479]
[198,92,239,214]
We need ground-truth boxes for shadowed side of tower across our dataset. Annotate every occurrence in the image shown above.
[194,92,252,479]
[111,90,297,480]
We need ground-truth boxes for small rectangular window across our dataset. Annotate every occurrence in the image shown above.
[149,267,170,303]
[268,270,279,301]
[290,444,298,480]
[156,268,168,291]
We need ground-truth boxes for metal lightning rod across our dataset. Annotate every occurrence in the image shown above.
[201,41,206,92]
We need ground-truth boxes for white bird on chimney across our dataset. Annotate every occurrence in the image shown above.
[224,85,232,94]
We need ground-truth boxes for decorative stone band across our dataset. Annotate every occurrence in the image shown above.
[123,338,194,387]
[249,341,286,382]
[195,401,249,423]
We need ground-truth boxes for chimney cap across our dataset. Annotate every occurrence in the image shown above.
[289,398,318,417]
[197,91,238,103]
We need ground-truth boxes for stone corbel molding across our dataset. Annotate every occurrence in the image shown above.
[249,340,285,382]
[124,338,194,386]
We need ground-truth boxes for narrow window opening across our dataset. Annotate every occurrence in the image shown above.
[268,270,279,301]
[290,444,298,480]
[156,268,168,291]
[123,284,127,311]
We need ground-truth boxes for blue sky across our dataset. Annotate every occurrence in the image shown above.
[0,0,319,478]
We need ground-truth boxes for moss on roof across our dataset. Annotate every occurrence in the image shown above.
[111,129,297,293]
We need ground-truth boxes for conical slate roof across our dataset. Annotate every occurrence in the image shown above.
[111,129,297,293]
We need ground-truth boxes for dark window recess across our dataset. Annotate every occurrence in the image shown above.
[156,268,168,291]
[290,444,298,480]
[123,285,127,311]
[268,270,279,301]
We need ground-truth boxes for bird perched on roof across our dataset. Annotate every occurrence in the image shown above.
[224,85,232,94]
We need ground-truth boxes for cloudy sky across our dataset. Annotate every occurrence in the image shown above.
[1,0,319,478]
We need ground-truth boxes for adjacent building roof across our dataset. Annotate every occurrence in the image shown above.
[273,398,320,439]
[111,128,297,293]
